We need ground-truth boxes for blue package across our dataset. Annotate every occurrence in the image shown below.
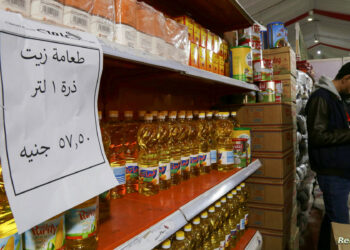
[267,22,288,48]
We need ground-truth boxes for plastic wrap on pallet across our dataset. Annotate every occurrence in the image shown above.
[63,0,93,32]
[89,0,115,41]
[115,0,137,48]
[296,99,303,114]
[297,131,302,145]
[31,0,64,24]
[296,166,305,181]
[0,0,31,16]
[297,115,307,134]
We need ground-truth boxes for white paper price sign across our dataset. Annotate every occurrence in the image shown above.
[0,10,117,233]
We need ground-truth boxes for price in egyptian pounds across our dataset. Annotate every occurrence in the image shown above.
[59,133,90,150]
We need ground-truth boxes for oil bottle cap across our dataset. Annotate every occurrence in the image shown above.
[176,231,185,240]
[169,111,177,119]
[193,217,200,225]
[206,111,213,118]
[124,111,133,118]
[98,111,102,120]
[157,113,165,120]
[237,186,242,191]
[152,111,159,117]
[179,110,186,118]
[193,110,199,115]
[138,110,146,118]
[199,112,205,118]
[232,190,237,195]
[241,182,245,187]
[161,239,171,249]
[215,202,222,208]
[208,206,215,213]
[201,211,208,218]
[227,193,233,199]
[186,112,193,119]
[221,197,227,203]
[231,111,237,116]
[108,110,119,118]
[161,110,169,117]
[184,224,192,232]
[144,114,153,121]
[222,112,229,117]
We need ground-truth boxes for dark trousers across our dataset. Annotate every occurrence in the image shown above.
[317,175,350,250]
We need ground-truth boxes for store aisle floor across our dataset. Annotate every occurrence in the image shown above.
[300,208,324,250]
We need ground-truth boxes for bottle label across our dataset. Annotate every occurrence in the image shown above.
[24,214,65,249]
[190,155,199,169]
[245,214,249,225]
[220,240,225,249]
[236,223,240,233]
[181,156,190,172]
[99,190,110,200]
[112,166,126,185]
[170,161,181,175]
[199,152,211,167]
[0,233,22,250]
[139,166,159,185]
[210,150,217,164]
[218,150,234,165]
[225,234,231,244]
[159,162,171,181]
[66,203,97,240]
[231,228,237,239]
[126,163,139,180]
[240,218,245,230]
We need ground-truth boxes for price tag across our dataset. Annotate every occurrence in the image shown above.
[0,11,117,233]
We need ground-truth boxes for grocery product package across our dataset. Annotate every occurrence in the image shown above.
[136,1,155,53]
[165,17,189,64]
[89,0,115,41]
[152,10,166,57]
[0,0,31,17]
[115,0,137,48]
[31,0,64,24]
[63,0,93,31]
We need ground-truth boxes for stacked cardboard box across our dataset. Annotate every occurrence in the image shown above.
[238,47,297,249]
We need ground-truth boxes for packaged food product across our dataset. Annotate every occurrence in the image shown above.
[175,15,194,42]
[190,42,199,68]
[275,80,283,103]
[193,22,201,45]
[213,35,220,54]
[216,112,234,171]
[31,0,64,24]
[115,0,137,48]
[152,10,166,57]
[258,81,276,103]
[89,0,114,41]
[200,26,207,48]
[63,0,92,32]
[229,46,253,83]
[267,22,288,48]
[212,53,219,74]
[206,49,213,72]
[0,0,30,16]
[219,56,225,75]
[199,46,206,70]
[136,2,155,53]
[176,24,190,65]
[243,91,256,104]
[207,31,214,51]
[252,49,262,61]
[232,138,247,168]
[165,18,178,61]
[233,128,251,164]
[260,30,268,49]
[253,59,273,82]
[238,26,261,50]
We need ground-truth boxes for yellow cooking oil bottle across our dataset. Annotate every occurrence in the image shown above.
[183,224,195,249]
[237,185,249,232]
[137,113,159,196]
[216,112,234,171]
[198,112,211,174]
[0,164,23,250]
[65,197,99,250]
[231,189,243,240]
[151,110,159,120]
[206,111,218,171]
[200,211,211,241]
[230,111,240,128]
[220,197,229,220]
[226,193,238,247]
[222,212,232,248]
[171,231,190,250]
[191,217,202,249]
[241,182,249,202]
[168,111,182,186]
[24,213,65,250]
[138,110,146,122]
[107,110,126,199]
[160,239,172,249]
[214,201,224,227]
[157,112,171,191]
[178,111,191,181]
[208,206,218,233]
[124,111,139,194]
[188,111,200,177]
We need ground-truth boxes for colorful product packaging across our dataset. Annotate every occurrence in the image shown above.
[63,0,92,32]
[207,31,214,51]
[200,26,207,48]
[114,0,137,48]
[175,15,194,42]
[267,22,288,48]
[193,22,201,45]
[199,46,206,70]
[31,0,64,24]
[213,53,219,73]
[232,138,248,168]
[89,0,115,41]
[275,80,283,103]
[233,128,251,164]
[206,49,213,72]
[219,56,225,75]
[258,81,276,103]
[190,42,199,68]
[229,46,253,83]
[0,233,22,250]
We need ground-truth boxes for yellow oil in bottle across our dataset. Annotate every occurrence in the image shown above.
[171,231,190,250]
[223,218,232,248]
[241,182,249,202]
[0,165,22,249]
[191,217,202,249]
[168,112,181,186]
[230,111,240,128]
[137,114,159,196]
[200,212,211,241]
[124,111,139,194]
[107,111,126,199]
[188,112,200,177]
[227,193,238,247]
[183,224,195,249]
[232,190,242,240]
[216,112,234,172]
[241,183,249,228]
[198,113,210,174]
[206,112,218,171]
[210,231,220,250]
[178,111,191,181]
[151,111,159,120]
[157,113,171,191]
[214,201,224,228]
[202,239,212,250]
[208,206,218,232]
[220,197,229,221]
[138,110,146,122]
[65,197,99,250]
[237,186,248,235]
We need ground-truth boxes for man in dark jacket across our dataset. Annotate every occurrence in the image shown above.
[306,62,350,250]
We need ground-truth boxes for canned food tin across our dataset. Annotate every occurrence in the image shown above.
[243,91,256,104]
[267,22,288,48]
[258,81,275,102]
[275,80,283,103]
[229,46,253,83]
[253,60,273,82]
[232,138,248,168]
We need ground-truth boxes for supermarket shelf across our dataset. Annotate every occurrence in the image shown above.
[180,159,262,221]
[233,229,263,250]
[98,160,261,250]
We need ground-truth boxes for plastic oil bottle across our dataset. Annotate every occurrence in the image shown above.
[107,110,126,199]
[227,193,238,247]
[231,189,243,240]
[192,217,202,249]
[178,111,191,181]
[237,186,249,233]
[172,231,190,250]
[123,111,139,194]
[216,112,234,172]
[160,239,172,250]
[65,197,99,250]
[183,224,195,249]
[208,206,218,233]
[0,165,23,250]
[200,211,211,241]
[157,113,171,190]
[168,111,182,186]
[137,113,159,196]
[220,197,229,221]
[206,111,218,171]
[222,215,232,248]
[214,201,224,228]
[230,111,240,128]
[138,110,146,122]
[198,112,211,174]
[188,112,200,177]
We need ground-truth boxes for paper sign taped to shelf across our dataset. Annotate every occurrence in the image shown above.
[0,10,117,233]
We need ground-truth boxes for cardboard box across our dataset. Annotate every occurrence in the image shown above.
[273,74,297,103]
[331,222,350,250]
[223,30,238,47]
[250,228,287,250]
[237,103,293,126]
[248,202,292,231]
[250,126,294,153]
[263,47,296,77]
[246,172,294,205]
[252,149,295,179]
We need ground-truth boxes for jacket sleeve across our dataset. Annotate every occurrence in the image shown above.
[307,96,350,147]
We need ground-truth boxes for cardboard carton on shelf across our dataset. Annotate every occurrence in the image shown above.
[331,222,350,250]
[250,227,288,250]
[246,171,294,205]
[273,74,297,103]
[237,103,293,126]
[263,46,297,77]
[252,149,295,179]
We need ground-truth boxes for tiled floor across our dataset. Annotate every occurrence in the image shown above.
[300,208,324,250]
